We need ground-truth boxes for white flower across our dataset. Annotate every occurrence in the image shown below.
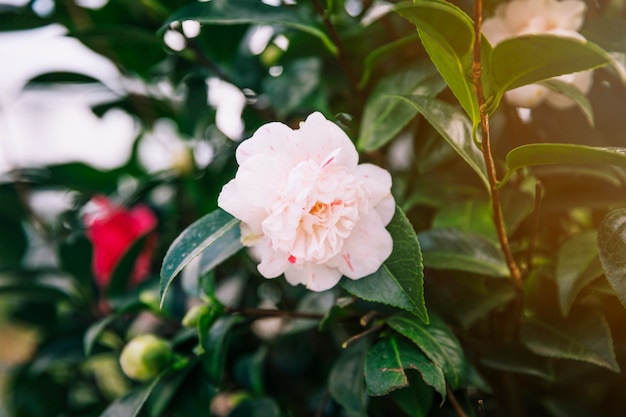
[218,112,395,292]
[482,0,592,109]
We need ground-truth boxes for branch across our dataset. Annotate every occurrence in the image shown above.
[447,386,469,417]
[225,307,324,320]
[471,0,523,292]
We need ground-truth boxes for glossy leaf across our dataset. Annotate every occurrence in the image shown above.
[521,308,619,372]
[540,78,594,125]
[387,313,466,389]
[491,34,611,94]
[395,95,489,190]
[500,144,626,187]
[418,228,509,277]
[100,374,163,417]
[598,209,626,307]
[364,336,446,399]
[395,1,479,122]
[556,230,604,316]
[162,0,337,54]
[160,209,241,307]
[329,341,368,415]
[341,206,428,323]
[358,61,446,151]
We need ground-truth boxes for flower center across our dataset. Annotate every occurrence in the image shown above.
[261,151,367,265]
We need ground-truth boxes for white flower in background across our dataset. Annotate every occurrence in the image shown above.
[138,118,213,175]
[218,112,395,292]
[482,0,592,109]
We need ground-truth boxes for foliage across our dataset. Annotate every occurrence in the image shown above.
[2,0,626,416]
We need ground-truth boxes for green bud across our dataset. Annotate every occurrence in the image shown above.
[181,299,224,328]
[119,334,172,382]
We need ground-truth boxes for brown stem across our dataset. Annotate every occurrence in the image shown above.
[311,0,364,100]
[447,386,469,417]
[525,181,543,275]
[471,0,523,292]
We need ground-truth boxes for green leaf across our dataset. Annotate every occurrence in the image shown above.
[358,60,446,151]
[0,270,79,302]
[521,308,620,372]
[162,0,337,55]
[598,209,626,307]
[395,0,479,123]
[364,337,446,399]
[491,34,611,94]
[500,144,626,187]
[160,209,242,307]
[418,228,509,277]
[329,341,368,415]
[84,302,146,356]
[341,206,428,323]
[387,313,466,389]
[432,200,497,242]
[229,397,282,417]
[394,95,489,190]
[100,374,163,417]
[358,34,421,89]
[556,230,604,316]
[540,78,594,125]
[391,377,434,417]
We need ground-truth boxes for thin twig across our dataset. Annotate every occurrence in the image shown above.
[471,0,523,292]
[447,386,469,417]
[341,323,384,349]
[225,307,324,320]
[526,181,543,275]
[311,0,364,101]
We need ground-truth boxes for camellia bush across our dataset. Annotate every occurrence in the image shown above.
[4,0,626,416]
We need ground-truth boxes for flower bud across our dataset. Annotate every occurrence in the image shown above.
[181,299,224,328]
[119,334,172,381]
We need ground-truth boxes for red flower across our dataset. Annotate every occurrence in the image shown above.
[84,196,157,290]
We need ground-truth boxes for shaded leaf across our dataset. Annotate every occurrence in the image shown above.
[160,209,241,307]
[395,95,489,190]
[598,208,626,307]
[556,230,604,316]
[391,377,434,417]
[202,316,243,383]
[229,397,282,417]
[364,337,446,399]
[540,78,594,125]
[100,374,163,417]
[521,308,619,372]
[388,313,466,389]
[341,206,427,323]
[480,345,555,381]
[162,0,337,54]
[329,340,368,415]
[418,228,509,277]
[358,60,445,151]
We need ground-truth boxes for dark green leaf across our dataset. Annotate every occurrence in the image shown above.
[341,206,428,323]
[358,34,421,89]
[387,313,466,389]
[84,302,146,356]
[364,337,446,399]
[395,95,489,190]
[391,376,434,417]
[395,1,479,122]
[432,200,497,242]
[100,374,163,417]
[202,316,242,383]
[480,345,555,381]
[556,230,604,316]
[162,0,337,54]
[160,209,241,307]
[501,144,626,187]
[492,34,611,94]
[418,228,509,277]
[329,341,368,415]
[598,208,626,307]
[229,397,282,417]
[0,271,78,302]
[521,308,619,372]
[358,60,446,151]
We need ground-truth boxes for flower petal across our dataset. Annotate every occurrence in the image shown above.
[236,154,293,211]
[285,263,342,292]
[354,163,392,207]
[217,180,266,234]
[337,211,393,279]
[293,112,359,169]
[257,243,290,278]
[235,121,293,165]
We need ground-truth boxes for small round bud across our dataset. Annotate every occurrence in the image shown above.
[182,304,211,328]
[119,334,172,381]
